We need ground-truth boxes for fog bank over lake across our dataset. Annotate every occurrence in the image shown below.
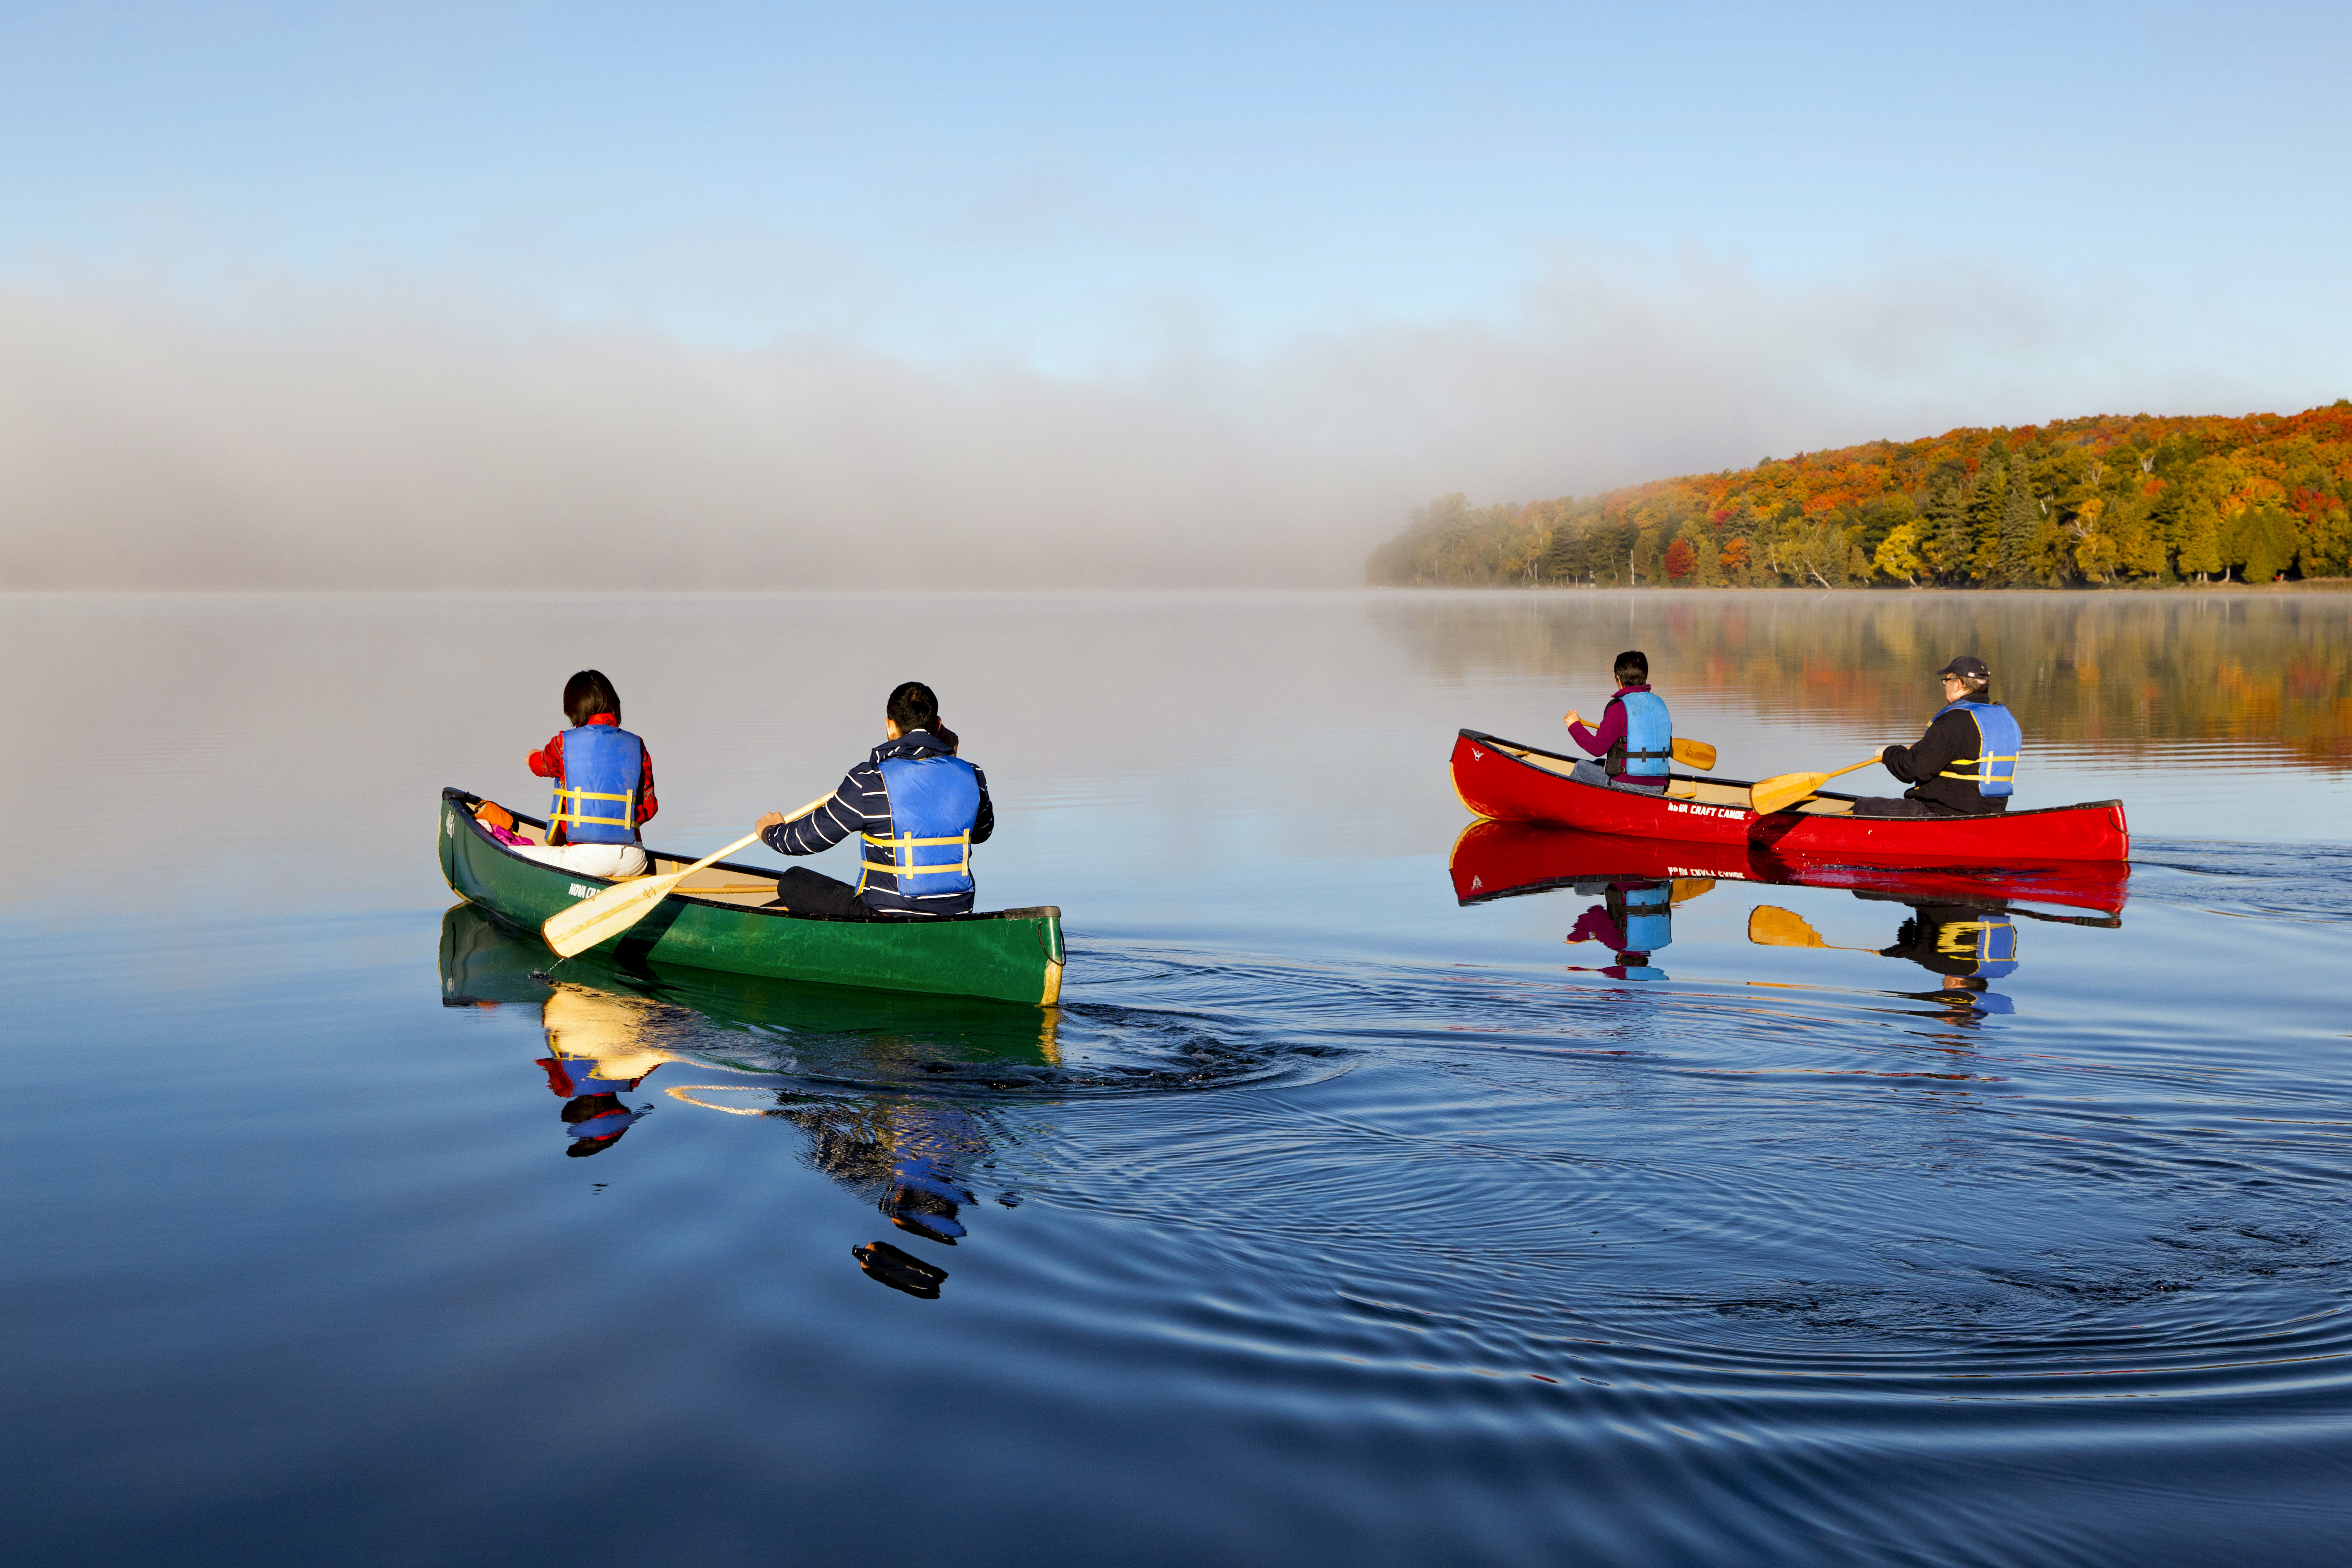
[0,254,2300,590]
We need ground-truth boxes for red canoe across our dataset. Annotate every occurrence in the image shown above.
[1450,729,2130,866]
[1449,818,2129,918]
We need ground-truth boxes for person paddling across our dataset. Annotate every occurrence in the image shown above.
[1563,650,1672,794]
[520,669,657,878]
[1850,656,2021,818]
[755,681,995,919]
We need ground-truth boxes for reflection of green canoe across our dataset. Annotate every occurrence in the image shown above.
[439,788,1065,1007]
[439,903,1061,1066]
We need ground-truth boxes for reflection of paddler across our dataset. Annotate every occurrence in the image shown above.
[771,1095,990,1296]
[536,984,691,1157]
[1883,904,2018,1016]
[1882,905,2019,980]
[1564,877,1712,980]
[1749,901,2018,1016]
[793,1098,985,1245]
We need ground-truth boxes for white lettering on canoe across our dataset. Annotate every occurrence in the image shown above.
[1670,866,1749,881]
[1664,801,1746,820]
[569,883,594,898]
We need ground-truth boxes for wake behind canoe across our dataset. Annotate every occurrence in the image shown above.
[439,789,1065,1007]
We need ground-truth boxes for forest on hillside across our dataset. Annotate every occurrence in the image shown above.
[1366,403,2352,589]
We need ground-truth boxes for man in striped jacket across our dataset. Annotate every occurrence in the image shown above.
[755,682,995,919]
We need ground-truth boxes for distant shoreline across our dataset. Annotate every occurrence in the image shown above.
[1369,404,2352,592]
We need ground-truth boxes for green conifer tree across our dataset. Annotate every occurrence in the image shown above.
[1997,452,2039,585]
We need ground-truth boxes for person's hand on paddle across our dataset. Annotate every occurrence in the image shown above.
[754,812,785,832]
[1563,709,1584,730]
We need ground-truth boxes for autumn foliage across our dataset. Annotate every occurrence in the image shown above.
[1366,402,2352,588]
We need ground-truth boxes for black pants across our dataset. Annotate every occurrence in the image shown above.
[1850,796,2007,818]
[770,866,879,919]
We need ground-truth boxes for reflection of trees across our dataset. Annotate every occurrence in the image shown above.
[1374,592,2352,766]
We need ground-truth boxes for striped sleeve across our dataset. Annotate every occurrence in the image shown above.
[764,763,884,856]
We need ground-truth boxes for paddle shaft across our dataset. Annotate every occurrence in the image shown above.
[1810,756,1881,790]
[540,791,836,958]
[640,785,839,886]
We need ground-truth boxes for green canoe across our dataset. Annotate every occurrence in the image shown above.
[439,788,1066,1006]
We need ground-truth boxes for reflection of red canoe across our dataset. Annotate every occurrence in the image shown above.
[1451,729,2130,865]
[1449,819,2129,918]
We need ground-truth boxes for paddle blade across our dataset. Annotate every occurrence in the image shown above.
[1750,754,1883,814]
[1747,905,1828,948]
[1669,877,1715,905]
[1670,737,1717,771]
[1748,770,1830,815]
[542,871,686,958]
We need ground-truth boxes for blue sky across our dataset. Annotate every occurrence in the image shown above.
[9,1,2346,366]
[1,3,2346,586]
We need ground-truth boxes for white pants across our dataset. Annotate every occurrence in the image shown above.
[516,842,647,879]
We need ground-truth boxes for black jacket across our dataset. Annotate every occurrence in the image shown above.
[1881,709,2010,815]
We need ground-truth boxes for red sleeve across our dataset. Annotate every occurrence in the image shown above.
[636,741,658,825]
[528,732,562,778]
[1567,907,1627,948]
[1570,698,1627,758]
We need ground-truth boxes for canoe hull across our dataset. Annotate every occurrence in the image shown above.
[1450,731,2129,865]
[438,790,1064,1007]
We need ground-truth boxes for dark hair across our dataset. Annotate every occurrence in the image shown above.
[1614,650,1648,685]
[887,682,958,750]
[564,670,621,727]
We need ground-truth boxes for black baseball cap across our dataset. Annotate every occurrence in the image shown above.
[1936,656,1990,680]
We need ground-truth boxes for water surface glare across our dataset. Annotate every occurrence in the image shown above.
[5,591,2350,1566]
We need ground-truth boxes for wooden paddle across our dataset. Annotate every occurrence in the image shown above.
[1748,755,1881,815]
[1671,737,1717,771]
[1747,905,1877,951]
[541,791,833,958]
[1560,713,1718,771]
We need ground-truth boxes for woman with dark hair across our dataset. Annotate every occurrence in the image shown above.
[519,669,659,878]
[753,681,992,919]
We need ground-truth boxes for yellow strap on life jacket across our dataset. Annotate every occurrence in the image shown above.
[1938,755,2019,784]
[860,830,971,878]
[552,786,637,830]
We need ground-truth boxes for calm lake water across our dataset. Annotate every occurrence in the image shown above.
[6,589,2351,1566]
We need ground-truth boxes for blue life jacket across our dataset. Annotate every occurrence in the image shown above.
[1936,700,2020,799]
[862,755,983,901]
[1610,689,1673,778]
[1934,915,2019,980]
[549,723,644,845]
[1619,881,1673,954]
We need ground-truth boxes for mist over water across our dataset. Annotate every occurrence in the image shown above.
[0,257,2301,590]
[4,590,2349,1565]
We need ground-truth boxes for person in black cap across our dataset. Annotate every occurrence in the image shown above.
[1849,656,2023,818]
